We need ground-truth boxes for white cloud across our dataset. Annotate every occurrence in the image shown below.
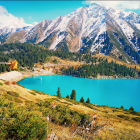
[83,1,140,10]
[0,5,30,28]
[0,5,7,14]
[33,22,38,25]
[28,16,32,20]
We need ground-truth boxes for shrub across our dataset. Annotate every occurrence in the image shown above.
[13,92,19,97]
[53,59,57,64]
[14,97,23,103]
[7,91,14,96]
[130,111,140,116]
[53,98,59,101]
[132,117,140,122]
[19,68,25,71]
[50,104,87,126]
[7,91,19,97]
[30,92,36,95]
[83,103,94,109]
[4,94,13,101]
[0,82,3,85]
[103,111,108,113]
[41,92,46,95]
[12,81,16,85]
[112,110,121,112]
[25,101,33,105]
[4,81,10,85]
[32,90,46,95]
[66,95,69,99]
[65,98,80,105]
[0,109,47,139]
[117,115,129,120]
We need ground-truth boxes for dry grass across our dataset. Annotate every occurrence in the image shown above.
[93,54,140,70]
[0,79,140,139]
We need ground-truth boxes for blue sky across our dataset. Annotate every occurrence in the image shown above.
[0,1,85,24]
[0,1,140,24]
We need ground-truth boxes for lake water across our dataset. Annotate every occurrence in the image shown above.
[17,75,140,112]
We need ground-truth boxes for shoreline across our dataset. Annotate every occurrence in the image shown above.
[15,72,56,82]
[0,70,139,83]
[0,71,56,82]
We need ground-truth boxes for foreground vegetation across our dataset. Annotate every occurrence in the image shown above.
[0,80,140,139]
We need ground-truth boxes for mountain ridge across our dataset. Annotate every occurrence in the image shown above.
[1,3,140,64]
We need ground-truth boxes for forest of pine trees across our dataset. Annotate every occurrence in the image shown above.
[0,43,139,78]
[0,64,10,73]
[62,61,136,78]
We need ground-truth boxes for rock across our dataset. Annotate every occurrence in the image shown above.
[47,133,58,140]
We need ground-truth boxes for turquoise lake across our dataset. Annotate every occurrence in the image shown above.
[17,75,140,112]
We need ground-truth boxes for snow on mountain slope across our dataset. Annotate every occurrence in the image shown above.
[3,3,140,63]
[0,11,31,36]
[41,3,108,51]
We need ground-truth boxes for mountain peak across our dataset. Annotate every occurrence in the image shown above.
[85,3,100,8]
[3,2,140,65]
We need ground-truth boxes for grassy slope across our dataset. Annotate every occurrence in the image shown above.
[93,54,140,70]
[0,80,140,139]
[36,55,140,71]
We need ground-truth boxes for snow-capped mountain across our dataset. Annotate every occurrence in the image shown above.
[3,3,140,64]
[0,10,32,43]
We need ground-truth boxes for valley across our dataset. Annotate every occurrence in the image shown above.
[0,2,140,139]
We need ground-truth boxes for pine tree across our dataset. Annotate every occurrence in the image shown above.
[86,98,90,104]
[80,96,84,103]
[66,95,69,99]
[129,106,134,111]
[2,64,6,72]
[120,106,124,109]
[57,87,61,98]
[70,89,76,101]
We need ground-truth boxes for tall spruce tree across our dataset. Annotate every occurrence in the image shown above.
[80,96,84,103]
[86,98,90,104]
[57,87,61,98]
[70,89,76,101]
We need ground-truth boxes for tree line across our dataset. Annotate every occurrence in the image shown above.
[0,43,105,71]
[62,60,136,78]
[0,64,10,73]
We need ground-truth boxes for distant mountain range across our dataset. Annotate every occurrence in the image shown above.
[1,3,140,64]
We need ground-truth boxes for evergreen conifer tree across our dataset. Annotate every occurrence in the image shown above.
[57,87,61,98]
[86,98,90,104]
[66,95,69,99]
[120,106,124,109]
[80,96,84,103]
[129,106,134,111]
[70,89,76,101]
